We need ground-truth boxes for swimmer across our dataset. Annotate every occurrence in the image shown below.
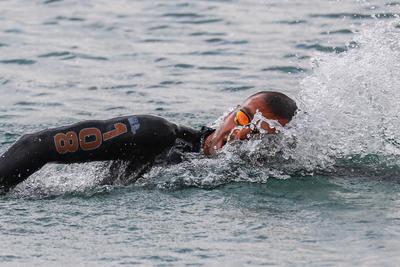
[0,91,297,192]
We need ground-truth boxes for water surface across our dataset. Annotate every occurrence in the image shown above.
[1,0,400,265]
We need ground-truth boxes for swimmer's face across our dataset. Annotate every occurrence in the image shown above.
[203,94,290,155]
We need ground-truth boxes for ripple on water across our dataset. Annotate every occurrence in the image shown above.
[275,19,307,24]
[14,101,62,107]
[154,57,167,62]
[104,106,127,111]
[189,31,225,36]
[1,132,20,145]
[189,49,244,56]
[75,53,108,61]
[320,29,354,35]
[191,50,224,56]
[38,51,108,61]
[222,85,254,92]
[309,12,399,19]
[125,90,146,96]
[181,18,224,25]
[148,25,169,31]
[0,59,36,65]
[205,38,248,45]
[0,255,22,261]
[43,0,63,4]
[32,92,52,97]
[38,51,71,58]
[0,78,9,85]
[4,29,23,33]
[161,10,223,25]
[140,38,175,43]
[162,12,205,18]
[205,38,226,43]
[262,66,307,74]
[295,43,348,53]
[198,66,240,71]
[159,80,183,85]
[102,84,137,90]
[283,53,310,60]
[174,63,195,69]
[54,15,85,22]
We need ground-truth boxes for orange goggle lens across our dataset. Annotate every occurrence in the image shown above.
[234,110,251,126]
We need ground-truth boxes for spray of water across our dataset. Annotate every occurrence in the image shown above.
[280,19,400,173]
[10,163,109,198]
[142,20,400,189]
[10,20,400,196]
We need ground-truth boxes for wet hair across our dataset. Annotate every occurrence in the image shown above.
[251,91,298,120]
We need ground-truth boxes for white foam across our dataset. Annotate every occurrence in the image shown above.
[151,20,400,188]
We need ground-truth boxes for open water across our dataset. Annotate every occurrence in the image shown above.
[1,0,400,266]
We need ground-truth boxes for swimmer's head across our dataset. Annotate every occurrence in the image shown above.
[203,91,297,155]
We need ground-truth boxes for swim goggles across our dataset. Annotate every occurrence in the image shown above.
[234,108,253,126]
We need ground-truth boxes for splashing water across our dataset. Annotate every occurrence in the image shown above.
[282,19,400,174]
[10,20,400,196]
[143,20,400,189]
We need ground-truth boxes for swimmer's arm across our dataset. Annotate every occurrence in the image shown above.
[0,115,159,191]
[0,115,202,192]
[0,116,143,191]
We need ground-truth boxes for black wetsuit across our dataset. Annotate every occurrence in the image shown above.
[0,115,214,192]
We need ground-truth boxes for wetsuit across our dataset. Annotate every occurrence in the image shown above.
[0,115,214,192]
